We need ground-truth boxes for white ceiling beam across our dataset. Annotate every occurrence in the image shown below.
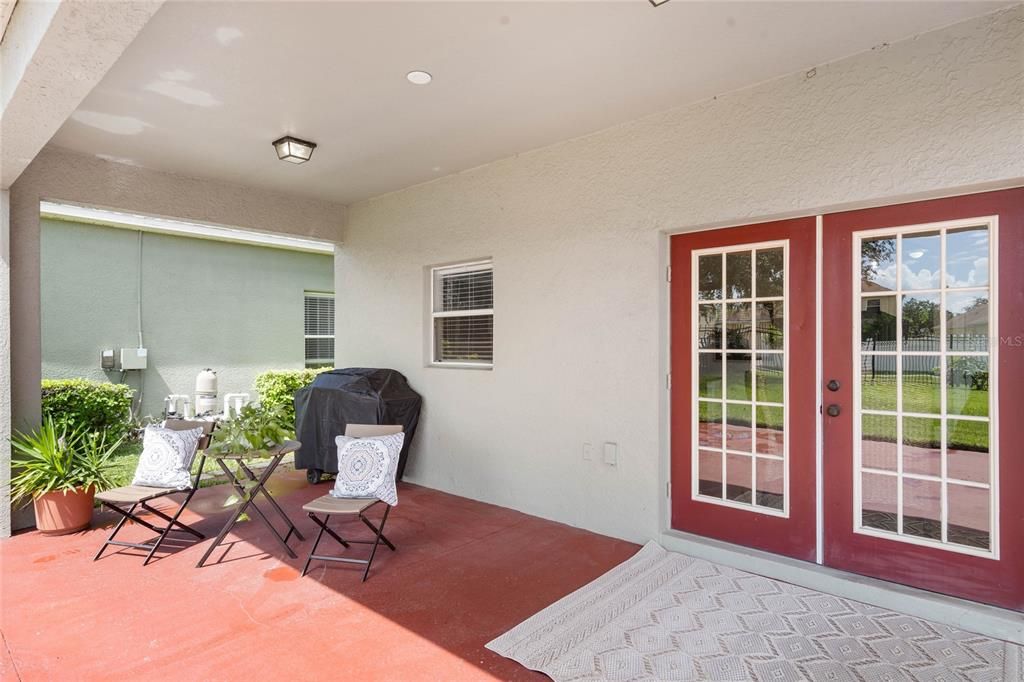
[0,0,163,188]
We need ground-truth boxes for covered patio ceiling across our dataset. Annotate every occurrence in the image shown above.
[49,0,1005,204]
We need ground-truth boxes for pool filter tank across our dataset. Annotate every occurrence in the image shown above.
[195,368,219,415]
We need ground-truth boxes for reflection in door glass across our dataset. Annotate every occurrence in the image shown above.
[698,255,722,300]
[861,237,896,292]
[901,231,941,290]
[726,251,752,299]
[861,295,897,346]
[855,222,994,554]
[945,227,989,288]
[947,484,990,550]
[693,243,787,514]
[901,293,940,351]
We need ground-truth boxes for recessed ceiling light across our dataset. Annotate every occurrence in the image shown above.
[406,70,432,85]
[272,135,317,164]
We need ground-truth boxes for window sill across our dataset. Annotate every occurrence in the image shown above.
[427,362,493,371]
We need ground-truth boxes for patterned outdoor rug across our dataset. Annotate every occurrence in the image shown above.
[486,542,1022,681]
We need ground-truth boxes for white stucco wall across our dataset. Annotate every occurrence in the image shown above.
[337,7,1024,544]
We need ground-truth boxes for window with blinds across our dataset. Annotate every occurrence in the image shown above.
[431,261,493,366]
[304,292,335,367]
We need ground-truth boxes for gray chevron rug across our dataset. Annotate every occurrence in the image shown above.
[486,542,1022,681]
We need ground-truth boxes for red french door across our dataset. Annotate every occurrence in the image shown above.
[822,188,1024,610]
[670,217,818,561]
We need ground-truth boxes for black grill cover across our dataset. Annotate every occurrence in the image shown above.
[293,368,422,480]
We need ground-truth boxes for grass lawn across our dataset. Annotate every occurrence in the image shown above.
[698,364,989,451]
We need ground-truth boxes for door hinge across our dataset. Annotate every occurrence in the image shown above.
[666,481,671,498]
[666,372,672,390]
[666,265,672,283]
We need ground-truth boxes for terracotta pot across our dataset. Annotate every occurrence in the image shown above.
[33,487,96,536]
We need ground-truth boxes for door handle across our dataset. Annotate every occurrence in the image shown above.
[826,404,841,417]
[826,379,841,392]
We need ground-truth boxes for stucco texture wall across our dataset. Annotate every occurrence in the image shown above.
[337,7,1024,544]
[39,219,333,417]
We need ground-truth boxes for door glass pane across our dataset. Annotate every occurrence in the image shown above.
[726,454,752,503]
[725,303,751,349]
[861,473,897,532]
[698,304,722,349]
[902,478,941,540]
[698,254,722,300]
[946,292,989,351]
[756,457,784,510]
[855,223,994,553]
[901,293,940,351]
[902,417,941,477]
[861,295,897,347]
[698,450,722,498]
[755,406,784,456]
[698,401,723,448]
[945,227,988,288]
[698,353,722,398]
[726,251,752,299]
[755,301,784,350]
[861,365,896,410]
[901,356,940,414]
[756,248,785,298]
[861,415,897,471]
[947,356,989,417]
[947,420,989,484]
[947,484,990,550]
[755,354,783,403]
[726,403,752,453]
[726,353,752,401]
[901,231,940,290]
[861,236,897,292]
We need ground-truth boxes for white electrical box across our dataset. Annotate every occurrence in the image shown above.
[120,347,148,370]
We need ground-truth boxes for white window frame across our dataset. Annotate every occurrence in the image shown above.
[304,290,335,368]
[690,240,790,518]
[851,216,998,559]
[429,259,494,369]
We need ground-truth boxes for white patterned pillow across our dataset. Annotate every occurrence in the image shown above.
[132,425,204,489]
[330,432,404,506]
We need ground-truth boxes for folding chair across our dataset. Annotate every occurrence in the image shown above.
[301,424,401,581]
[94,419,214,565]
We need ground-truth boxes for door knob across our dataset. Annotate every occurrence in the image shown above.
[826,404,841,417]
[827,379,841,392]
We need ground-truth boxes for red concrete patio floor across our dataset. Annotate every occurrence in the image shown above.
[0,469,639,681]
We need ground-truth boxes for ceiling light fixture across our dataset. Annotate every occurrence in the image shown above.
[272,135,317,164]
[406,70,432,85]
[649,0,671,6]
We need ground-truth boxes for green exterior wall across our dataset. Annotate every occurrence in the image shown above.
[40,218,334,417]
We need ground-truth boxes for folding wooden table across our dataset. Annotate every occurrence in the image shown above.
[196,440,305,567]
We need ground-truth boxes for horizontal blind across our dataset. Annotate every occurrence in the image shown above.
[304,293,334,336]
[435,315,493,363]
[304,292,334,366]
[439,268,493,312]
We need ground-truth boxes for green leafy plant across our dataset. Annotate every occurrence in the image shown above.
[41,379,134,441]
[253,368,328,423]
[207,404,295,456]
[9,418,122,503]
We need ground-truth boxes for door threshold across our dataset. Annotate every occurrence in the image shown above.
[659,529,1024,645]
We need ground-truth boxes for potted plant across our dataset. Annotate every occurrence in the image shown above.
[9,418,121,535]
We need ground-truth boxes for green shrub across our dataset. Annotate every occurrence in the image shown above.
[254,368,328,423]
[41,379,134,440]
